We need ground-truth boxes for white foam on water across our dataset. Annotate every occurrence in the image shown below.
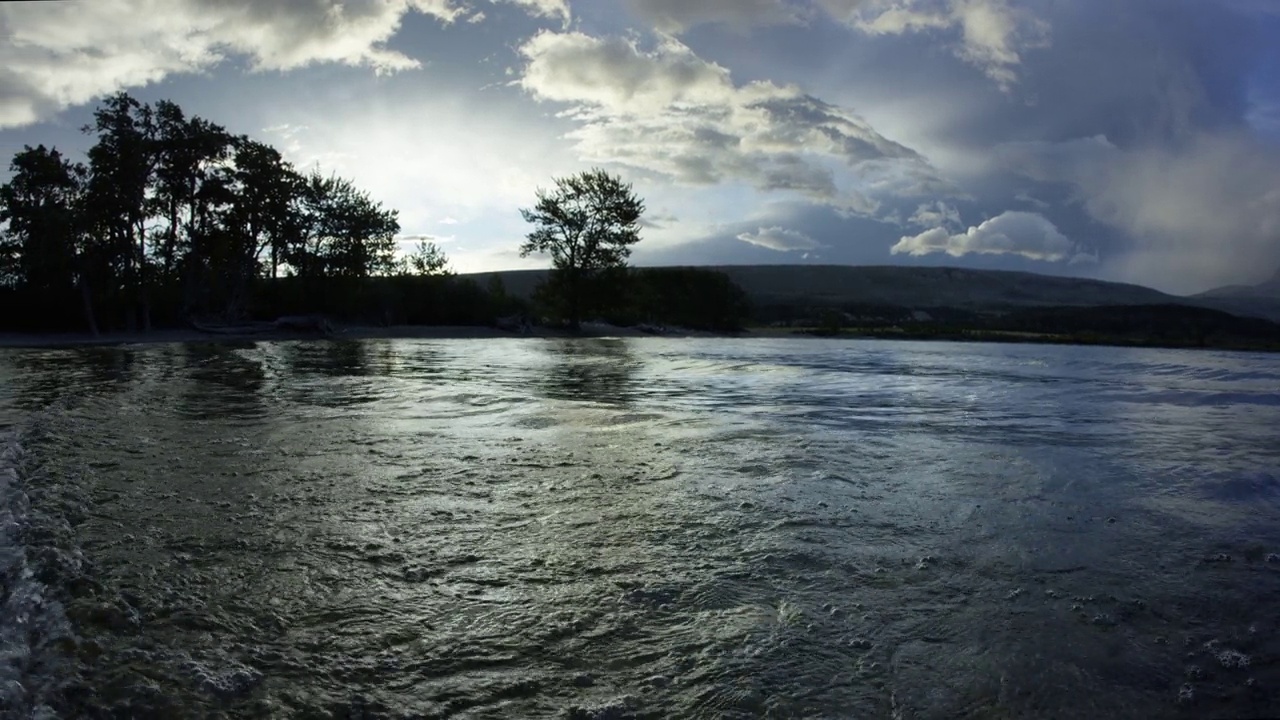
[0,429,73,719]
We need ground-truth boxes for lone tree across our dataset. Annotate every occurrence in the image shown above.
[402,238,452,276]
[519,168,644,329]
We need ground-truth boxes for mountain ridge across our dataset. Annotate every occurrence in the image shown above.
[1196,268,1280,300]
[464,264,1280,323]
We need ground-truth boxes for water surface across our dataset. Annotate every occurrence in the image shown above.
[2,337,1279,719]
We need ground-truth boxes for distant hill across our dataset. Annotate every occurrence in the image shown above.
[1196,269,1280,299]
[702,265,1179,309]
[987,304,1280,350]
[464,264,1280,322]
[1193,269,1280,322]
[468,264,1178,309]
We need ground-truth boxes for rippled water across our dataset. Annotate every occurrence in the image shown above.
[2,337,1279,719]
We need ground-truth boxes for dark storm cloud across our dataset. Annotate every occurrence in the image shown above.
[1,0,1276,286]
[624,0,1280,291]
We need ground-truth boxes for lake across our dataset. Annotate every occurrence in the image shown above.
[2,337,1279,719]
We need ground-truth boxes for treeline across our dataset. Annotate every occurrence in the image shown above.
[991,304,1280,349]
[0,92,469,334]
[788,301,1280,350]
[0,93,753,335]
[529,267,750,332]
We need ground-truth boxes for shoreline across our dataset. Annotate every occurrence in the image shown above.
[0,323,754,349]
[0,324,1276,353]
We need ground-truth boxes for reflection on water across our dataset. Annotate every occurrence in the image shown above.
[0,338,1279,719]
[179,344,270,420]
[537,338,640,406]
[4,346,141,410]
[279,339,403,379]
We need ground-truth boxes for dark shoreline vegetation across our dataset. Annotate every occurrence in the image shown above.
[791,303,1280,353]
[3,92,1280,352]
[0,93,751,337]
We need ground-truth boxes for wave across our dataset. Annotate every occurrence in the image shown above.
[0,424,75,720]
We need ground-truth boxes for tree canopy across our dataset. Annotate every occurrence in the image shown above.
[0,91,452,333]
[519,168,644,329]
[0,96,753,337]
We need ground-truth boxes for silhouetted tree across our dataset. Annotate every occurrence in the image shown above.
[204,136,302,318]
[0,146,80,293]
[152,101,233,286]
[520,168,644,330]
[629,268,750,331]
[0,226,15,289]
[289,171,400,280]
[0,93,506,334]
[0,145,97,333]
[83,92,158,330]
[226,138,298,277]
[402,239,451,276]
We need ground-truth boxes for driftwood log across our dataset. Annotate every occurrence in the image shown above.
[495,314,533,333]
[190,315,335,337]
[273,315,335,335]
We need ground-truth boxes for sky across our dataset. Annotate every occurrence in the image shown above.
[1,0,1278,295]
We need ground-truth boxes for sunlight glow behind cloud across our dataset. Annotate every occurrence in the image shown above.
[0,0,1277,290]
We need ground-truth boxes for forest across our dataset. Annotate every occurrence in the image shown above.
[0,93,751,335]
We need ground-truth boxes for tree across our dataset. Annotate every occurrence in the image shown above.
[0,145,81,293]
[630,268,750,331]
[0,145,96,332]
[0,225,16,288]
[519,168,644,329]
[152,101,233,284]
[289,171,400,280]
[152,103,236,319]
[1,93,447,333]
[402,239,451,276]
[83,92,158,330]
[199,136,303,319]
[224,137,298,279]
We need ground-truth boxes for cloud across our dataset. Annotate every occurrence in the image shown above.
[1221,0,1280,16]
[259,90,583,265]
[516,30,939,216]
[496,0,569,22]
[891,210,1085,262]
[262,124,356,173]
[639,211,679,230]
[3,0,1273,287]
[623,0,803,33]
[0,0,474,129]
[819,0,1049,88]
[1013,191,1049,209]
[447,246,550,274]
[623,0,1048,88]
[908,200,961,229]
[737,226,824,252]
[999,132,1280,292]
[396,233,454,251]
[517,31,734,111]
[1248,97,1280,138]
[261,123,310,156]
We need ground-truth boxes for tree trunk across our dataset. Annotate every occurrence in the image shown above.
[165,200,179,279]
[79,277,100,337]
[568,269,581,332]
[137,218,151,332]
